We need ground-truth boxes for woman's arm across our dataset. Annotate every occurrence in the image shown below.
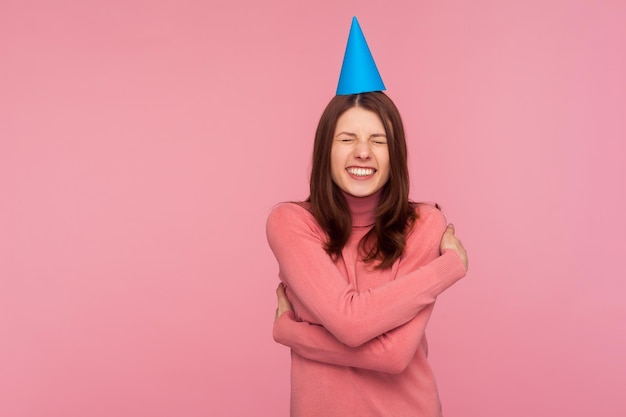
[266,203,467,347]
[271,217,466,372]
[273,284,433,374]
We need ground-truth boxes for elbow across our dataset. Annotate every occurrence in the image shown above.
[330,320,373,348]
[375,334,419,374]
[272,323,282,344]
[383,352,413,374]
[272,311,294,346]
[342,335,368,349]
[272,322,285,345]
[333,331,367,348]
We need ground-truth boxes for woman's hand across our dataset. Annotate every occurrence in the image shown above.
[440,224,468,271]
[275,283,294,321]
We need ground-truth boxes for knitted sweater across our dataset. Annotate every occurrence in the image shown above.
[266,191,466,417]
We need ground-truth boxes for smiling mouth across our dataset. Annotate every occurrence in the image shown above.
[347,167,376,177]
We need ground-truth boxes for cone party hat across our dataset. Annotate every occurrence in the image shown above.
[336,17,386,95]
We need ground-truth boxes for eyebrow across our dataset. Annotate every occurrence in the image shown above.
[335,132,387,138]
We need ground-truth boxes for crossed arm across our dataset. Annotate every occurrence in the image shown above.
[267,202,468,369]
[274,284,436,374]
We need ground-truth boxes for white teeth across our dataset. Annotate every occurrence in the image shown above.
[347,167,375,177]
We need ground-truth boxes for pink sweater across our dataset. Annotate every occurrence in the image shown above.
[267,192,466,417]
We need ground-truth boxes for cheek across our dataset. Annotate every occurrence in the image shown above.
[330,149,342,180]
[330,147,344,169]
[378,151,391,176]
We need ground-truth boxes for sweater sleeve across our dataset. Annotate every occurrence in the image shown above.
[266,203,466,347]
[273,305,434,374]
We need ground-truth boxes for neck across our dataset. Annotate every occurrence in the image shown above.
[341,188,382,227]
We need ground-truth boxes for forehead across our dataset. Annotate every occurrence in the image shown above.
[335,107,385,133]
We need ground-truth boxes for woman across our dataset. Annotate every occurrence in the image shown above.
[266,92,468,417]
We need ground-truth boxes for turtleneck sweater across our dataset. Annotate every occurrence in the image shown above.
[267,192,466,417]
[341,188,381,227]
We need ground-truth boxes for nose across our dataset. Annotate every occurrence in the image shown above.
[353,140,371,160]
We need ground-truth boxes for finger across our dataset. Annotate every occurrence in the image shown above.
[447,223,455,234]
[276,284,287,300]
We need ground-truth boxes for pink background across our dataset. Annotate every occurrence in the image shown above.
[2,1,625,416]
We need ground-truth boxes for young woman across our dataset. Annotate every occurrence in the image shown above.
[267,92,468,417]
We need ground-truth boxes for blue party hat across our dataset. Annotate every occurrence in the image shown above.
[336,17,386,95]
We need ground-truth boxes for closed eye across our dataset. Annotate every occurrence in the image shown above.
[370,134,387,145]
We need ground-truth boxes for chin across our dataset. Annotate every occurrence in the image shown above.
[348,188,378,198]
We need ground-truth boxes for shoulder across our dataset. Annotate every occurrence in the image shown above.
[267,201,312,225]
[266,202,320,237]
[415,202,446,222]
[408,203,448,239]
[266,202,329,253]
[398,203,449,260]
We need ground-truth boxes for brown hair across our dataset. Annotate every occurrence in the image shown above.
[308,92,417,269]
